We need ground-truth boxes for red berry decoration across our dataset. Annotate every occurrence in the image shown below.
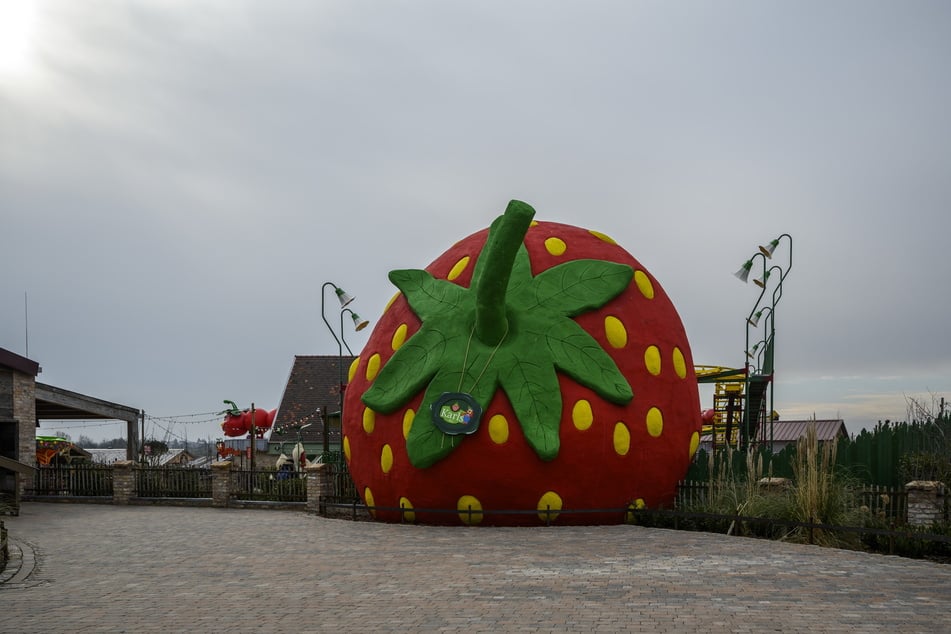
[343,200,701,525]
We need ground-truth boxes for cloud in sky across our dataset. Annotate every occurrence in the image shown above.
[2,1,950,442]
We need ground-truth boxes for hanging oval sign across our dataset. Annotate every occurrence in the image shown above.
[431,392,483,435]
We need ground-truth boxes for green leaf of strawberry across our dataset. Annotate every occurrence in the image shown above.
[361,200,634,468]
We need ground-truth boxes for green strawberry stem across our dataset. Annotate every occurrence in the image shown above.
[361,198,634,467]
[474,200,535,346]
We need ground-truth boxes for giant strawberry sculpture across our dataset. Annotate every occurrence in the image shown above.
[342,200,700,525]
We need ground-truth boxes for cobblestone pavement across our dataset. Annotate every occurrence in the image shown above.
[2,503,951,633]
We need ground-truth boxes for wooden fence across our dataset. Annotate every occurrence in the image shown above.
[675,480,908,521]
[229,469,306,502]
[32,464,114,497]
[135,466,212,498]
[30,465,312,502]
[856,484,908,521]
[329,459,359,503]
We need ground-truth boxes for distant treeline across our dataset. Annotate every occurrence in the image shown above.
[73,435,217,455]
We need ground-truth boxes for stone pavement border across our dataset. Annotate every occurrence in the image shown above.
[2,502,951,633]
[0,535,43,589]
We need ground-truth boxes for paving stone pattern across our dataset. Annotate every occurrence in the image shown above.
[2,503,951,633]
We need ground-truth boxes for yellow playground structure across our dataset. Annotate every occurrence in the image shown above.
[695,361,773,450]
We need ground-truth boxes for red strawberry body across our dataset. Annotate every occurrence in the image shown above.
[343,203,700,525]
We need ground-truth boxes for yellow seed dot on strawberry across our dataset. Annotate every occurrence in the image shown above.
[399,497,415,523]
[634,270,654,299]
[604,315,627,349]
[689,431,700,458]
[646,407,664,437]
[380,444,394,473]
[673,346,687,379]
[402,408,415,440]
[488,414,509,444]
[537,491,563,522]
[572,400,593,431]
[544,237,567,256]
[447,256,470,281]
[457,495,483,525]
[644,345,661,376]
[384,291,400,313]
[613,422,631,456]
[625,498,647,523]
[588,229,617,245]
[391,323,408,350]
[365,353,381,381]
[364,487,376,517]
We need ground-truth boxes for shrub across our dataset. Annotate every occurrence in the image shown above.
[860,519,951,561]
[787,424,864,548]
[675,449,795,539]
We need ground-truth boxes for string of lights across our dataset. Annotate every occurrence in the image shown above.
[36,409,328,441]
[146,411,221,425]
[148,411,220,419]
[36,420,125,431]
[148,418,190,443]
[270,409,323,436]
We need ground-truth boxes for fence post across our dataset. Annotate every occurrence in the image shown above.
[112,461,133,505]
[211,461,232,508]
[305,463,331,515]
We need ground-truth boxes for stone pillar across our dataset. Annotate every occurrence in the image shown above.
[211,461,232,508]
[112,461,134,505]
[306,463,332,515]
[906,481,947,527]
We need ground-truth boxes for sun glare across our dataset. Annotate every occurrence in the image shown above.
[0,1,38,75]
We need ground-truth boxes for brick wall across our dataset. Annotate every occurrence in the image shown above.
[113,461,133,504]
[211,461,232,507]
[12,372,36,470]
[0,369,13,419]
[0,366,37,499]
[906,481,948,527]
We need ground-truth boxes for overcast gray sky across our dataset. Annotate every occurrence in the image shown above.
[2,1,950,443]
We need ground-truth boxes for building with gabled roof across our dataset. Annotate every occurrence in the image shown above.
[268,355,356,462]
[763,418,849,452]
[157,448,196,466]
[85,448,129,464]
[700,418,848,454]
